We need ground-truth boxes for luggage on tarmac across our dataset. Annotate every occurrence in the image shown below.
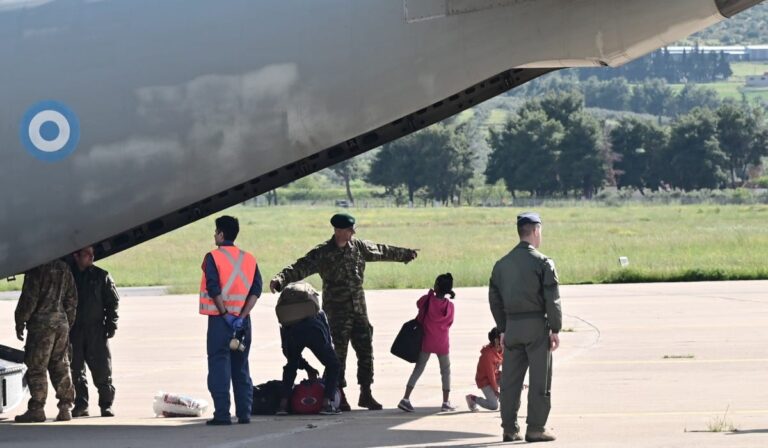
[251,380,284,415]
[152,392,209,417]
[290,379,340,415]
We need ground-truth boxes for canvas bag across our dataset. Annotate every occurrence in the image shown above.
[275,282,321,326]
[390,295,430,363]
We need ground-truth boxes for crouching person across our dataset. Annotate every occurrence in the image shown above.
[276,282,341,415]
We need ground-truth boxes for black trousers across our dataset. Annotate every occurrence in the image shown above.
[70,325,115,410]
[281,316,340,400]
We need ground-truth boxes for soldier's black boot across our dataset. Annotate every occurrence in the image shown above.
[358,386,383,410]
[72,406,89,418]
[338,389,351,412]
[101,408,115,417]
[502,432,522,442]
[14,409,46,423]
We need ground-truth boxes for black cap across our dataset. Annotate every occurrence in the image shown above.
[516,212,542,226]
[330,213,356,229]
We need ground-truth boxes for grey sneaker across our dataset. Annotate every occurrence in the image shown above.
[397,398,414,412]
[441,401,456,412]
[465,394,478,412]
[320,403,341,415]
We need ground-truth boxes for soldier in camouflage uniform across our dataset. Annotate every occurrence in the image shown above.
[270,213,418,411]
[489,212,561,443]
[69,246,120,418]
[14,260,78,423]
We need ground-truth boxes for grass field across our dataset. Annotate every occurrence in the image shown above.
[667,62,768,102]
[4,204,765,293]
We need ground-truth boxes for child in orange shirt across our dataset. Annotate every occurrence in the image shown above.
[466,328,503,411]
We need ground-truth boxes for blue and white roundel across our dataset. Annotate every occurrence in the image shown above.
[20,101,80,162]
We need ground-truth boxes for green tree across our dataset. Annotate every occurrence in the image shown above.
[329,159,361,205]
[716,102,768,187]
[665,108,728,190]
[557,112,607,198]
[531,91,585,126]
[368,126,473,205]
[674,84,721,116]
[630,79,673,116]
[610,118,668,193]
[486,108,563,197]
[420,127,476,204]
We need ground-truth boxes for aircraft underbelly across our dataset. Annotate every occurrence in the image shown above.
[0,0,731,277]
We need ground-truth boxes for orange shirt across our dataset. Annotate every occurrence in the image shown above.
[475,344,503,391]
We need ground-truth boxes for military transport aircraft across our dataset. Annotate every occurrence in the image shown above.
[0,0,762,278]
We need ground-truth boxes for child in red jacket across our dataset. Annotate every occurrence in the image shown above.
[466,328,503,411]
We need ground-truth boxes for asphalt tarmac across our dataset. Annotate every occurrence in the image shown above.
[1,281,767,447]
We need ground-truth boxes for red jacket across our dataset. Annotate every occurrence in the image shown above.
[475,344,503,391]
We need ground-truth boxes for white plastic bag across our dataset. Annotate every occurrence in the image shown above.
[152,391,209,417]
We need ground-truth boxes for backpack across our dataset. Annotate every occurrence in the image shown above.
[251,380,283,415]
[275,282,321,326]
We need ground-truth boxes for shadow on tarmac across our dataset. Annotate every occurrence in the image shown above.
[0,407,497,448]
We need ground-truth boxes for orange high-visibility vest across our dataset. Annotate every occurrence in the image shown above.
[199,246,257,316]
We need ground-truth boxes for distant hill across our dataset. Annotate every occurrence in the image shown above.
[682,3,768,45]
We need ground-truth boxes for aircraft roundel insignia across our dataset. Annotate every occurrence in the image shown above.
[20,101,81,162]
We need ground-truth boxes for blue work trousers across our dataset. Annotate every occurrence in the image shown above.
[207,315,253,421]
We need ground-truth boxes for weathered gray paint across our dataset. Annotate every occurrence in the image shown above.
[0,0,748,278]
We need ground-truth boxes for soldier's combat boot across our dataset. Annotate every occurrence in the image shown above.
[101,408,115,417]
[502,432,523,442]
[72,407,89,418]
[14,409,46,423]
[525,428,557,442]
[55,409,72,422]
[338,389,351,412]
[358,386,383,411]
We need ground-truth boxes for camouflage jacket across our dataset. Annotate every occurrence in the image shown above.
[71,264,120,331]
[15,260,77,329]
[273,237,415,308]
[489,242,562,333]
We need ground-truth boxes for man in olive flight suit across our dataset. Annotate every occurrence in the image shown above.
[270,213,418,411]
[14,260,77,423]
[70,246,120,418]
[489,212,562,443]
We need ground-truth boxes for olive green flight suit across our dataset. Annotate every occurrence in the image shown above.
[489,241,562,434]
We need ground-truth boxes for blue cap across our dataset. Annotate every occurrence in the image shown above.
[517,212,542,226]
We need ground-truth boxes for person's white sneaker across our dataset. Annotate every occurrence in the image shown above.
[441,401,456,412]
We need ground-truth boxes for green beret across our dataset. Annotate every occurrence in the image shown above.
[330,213,356,229]
[517,212,542,226]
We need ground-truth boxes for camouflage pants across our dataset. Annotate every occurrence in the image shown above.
[25,321,75,411]
[323,301,374,388]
